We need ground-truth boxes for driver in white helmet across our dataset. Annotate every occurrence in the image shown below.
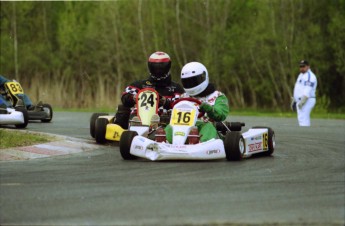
[164,62,229,143]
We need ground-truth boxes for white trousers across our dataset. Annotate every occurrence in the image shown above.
[297,98,316,126]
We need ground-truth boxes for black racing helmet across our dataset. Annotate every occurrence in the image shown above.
[148,51,171,81]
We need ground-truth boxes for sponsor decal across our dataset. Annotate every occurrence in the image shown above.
[174,131,185,136]
[113,131,119,139]
[206,150,221,155]
[134,145,143,150]
[170,145,187,149]
[206,92,221,104]
[207,96,217,104]
[147,143,159,152]
[251,135,263,141]
[304,81,315,87]
[249,142,262,152]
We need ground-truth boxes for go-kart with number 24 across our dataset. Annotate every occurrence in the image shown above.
[90,88,159,144]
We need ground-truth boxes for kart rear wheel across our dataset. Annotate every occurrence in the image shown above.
[15,107,29,129]
[95,118,108,144]
[90,113,108,138]
[41,104,53,122]
[252,126,275,156]
[224,131,245,161]
[120,131,138,160]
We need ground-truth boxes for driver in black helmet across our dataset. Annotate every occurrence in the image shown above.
[114,51,184,129]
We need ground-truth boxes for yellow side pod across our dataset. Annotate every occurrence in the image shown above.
[105,124,126,141]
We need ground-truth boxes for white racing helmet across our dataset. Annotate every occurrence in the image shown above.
[180,62,209,96]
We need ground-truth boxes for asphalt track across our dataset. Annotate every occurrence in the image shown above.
[0,112,344,225]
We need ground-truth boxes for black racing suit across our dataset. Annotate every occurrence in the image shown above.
[114,75,184,129]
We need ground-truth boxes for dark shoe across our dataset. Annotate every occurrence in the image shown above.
[114,105,131,129]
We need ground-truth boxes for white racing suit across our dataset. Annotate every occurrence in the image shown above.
[293,69,317,126]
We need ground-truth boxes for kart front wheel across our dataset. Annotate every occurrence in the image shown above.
[15,107,29,129]
[95,118,108,144]
[252,126,275,156]
[41,104,53,123]
[90,113,108,138]
[224,131,245,161]
[120,131,138,160]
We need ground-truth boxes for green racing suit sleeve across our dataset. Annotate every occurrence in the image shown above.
[200,94,229,122]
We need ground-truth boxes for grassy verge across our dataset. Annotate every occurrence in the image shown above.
[53,107,345,119]
[0,129,55,149]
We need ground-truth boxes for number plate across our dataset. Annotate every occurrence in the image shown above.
[5,81,24,95]
[137,88,158,126]
[263,132,268,150]
[170,108,196,126]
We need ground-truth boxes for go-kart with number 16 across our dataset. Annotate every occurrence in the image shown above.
[119,89,276,161]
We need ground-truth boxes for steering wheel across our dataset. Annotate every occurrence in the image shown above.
[171,97,205,118]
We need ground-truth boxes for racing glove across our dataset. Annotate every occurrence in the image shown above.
[199,102,213,114]
[121,93,136,108]
[199,95,229,122]
[298,95,308,109]
[290,97,296,111]
[159,96,166,107]
[159,95,172,109]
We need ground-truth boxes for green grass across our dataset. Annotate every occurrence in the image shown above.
[228,109,345,119]
[0,129,55,149]
[53,107,345,119]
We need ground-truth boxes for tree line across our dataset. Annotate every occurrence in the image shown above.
[0,0,344,111]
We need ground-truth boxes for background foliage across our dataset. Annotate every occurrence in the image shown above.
[1,0,344,112]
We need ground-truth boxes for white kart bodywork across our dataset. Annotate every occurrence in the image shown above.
[120,95,275,161]
[127,100,226,161]
[130,137,225,161]
[0,108,25,125]
[241,128,272,158]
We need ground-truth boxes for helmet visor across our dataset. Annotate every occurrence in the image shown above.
[181,72,206,89]
[148,62,171,77]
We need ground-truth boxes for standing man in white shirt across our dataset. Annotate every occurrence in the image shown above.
[291,60,317,126]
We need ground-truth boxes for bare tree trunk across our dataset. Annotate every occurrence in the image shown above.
[175,0,186,63]
[12,2,19,79]
[112,4,122,108]
[266,61,279,108]
[138,0,147,59]
[235,76,245,108]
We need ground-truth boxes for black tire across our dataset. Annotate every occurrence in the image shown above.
[224,131,245,161]
[90,113,108,138]
[95,118,109,144]
[41,104,53,123]
[251,126,275,156]
[120,131,138,160]
[15,107,29,129]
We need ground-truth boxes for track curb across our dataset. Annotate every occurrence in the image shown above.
[0,129,101,161]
